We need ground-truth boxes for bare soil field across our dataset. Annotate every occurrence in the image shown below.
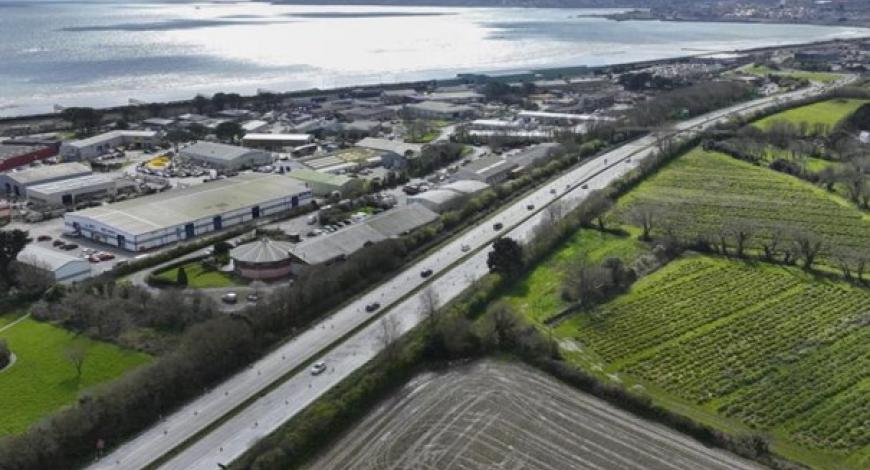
[305,360,766,470]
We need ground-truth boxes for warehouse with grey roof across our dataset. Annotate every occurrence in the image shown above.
[64,173,312,251]
[180,142,273,170]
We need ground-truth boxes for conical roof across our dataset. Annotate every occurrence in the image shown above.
[230,238,293,264]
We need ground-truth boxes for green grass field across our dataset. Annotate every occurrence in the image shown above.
[754,98,868,132]
[552,256,870,470]
[739,64,843,84]
[502,229,648,324]
[0,315,150,435]
[615,147,870,263]
[155,261,238,288]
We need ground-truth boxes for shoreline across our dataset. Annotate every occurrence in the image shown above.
[0,35,866,130]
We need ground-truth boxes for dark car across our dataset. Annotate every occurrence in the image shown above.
[37,235,52,242]
[526,204,535,210]
[493,223,503,231]
[581,184,589,190]
[365,302,381,312]
[61,243,79,251]
[420,269,433,278]
[52,240,65,247]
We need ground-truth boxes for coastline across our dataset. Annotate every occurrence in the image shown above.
[587,9,870,28]
[0,35,866,132]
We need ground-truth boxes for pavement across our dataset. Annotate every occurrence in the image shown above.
[86,80,840,470]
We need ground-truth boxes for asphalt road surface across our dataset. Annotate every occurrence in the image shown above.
[87,79,840,470]
[305,361,767,470]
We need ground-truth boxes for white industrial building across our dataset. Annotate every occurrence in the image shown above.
[455,156,518,185]
[1,162,92,198]
[64,173,312,252]
[16,244,92,284]
[286,169,364,197]
[180,142,273,170]
[404,101,476,120]
[517,110,616,125]
[26,174,135,206]
[60,130,161,160]
[241,133,314,151]
[408,180,489,213]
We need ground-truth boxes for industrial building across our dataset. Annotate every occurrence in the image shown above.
[355,137,423,168]
[288,203,437,269]
[16,244,92,284]
[180,142,273,170]
[287,169,364,197]
[26,174,135,207]
[1,162,92,198]
[404,101,476,120]
[408,180,489,213]
[0,144,58,172]
[455,156,517,185]
[230,238,295,280]
[60,130,161,160]
[508,143,563,170]
[518,110,615,125]
[64,173,312,252]
[241,133,314,151]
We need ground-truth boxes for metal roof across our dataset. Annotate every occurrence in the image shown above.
[67,174,309,237]
[461,156,517,179]
[6,162,92,185]
[441,180,489,195]
[180,142,264,162]
[355,138,422,157]
[242,133,313,142]
[27,173,118,196]
[68,130,158,149]
[230,238,294,264]
[287,169,355,187]
[290,224,386,265]
[17,244,88,272]
[0,144,46,160]
[365,203,438,237]
[407,101,474,114]
[409,189,459,207]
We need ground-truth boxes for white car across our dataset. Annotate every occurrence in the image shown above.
[310,362,327,375]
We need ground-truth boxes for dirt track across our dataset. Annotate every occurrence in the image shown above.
[305,360,767,470]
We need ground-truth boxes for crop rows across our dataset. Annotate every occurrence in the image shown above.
[624,282,869,407]
[563,258,802,363]
[618,148,870,257]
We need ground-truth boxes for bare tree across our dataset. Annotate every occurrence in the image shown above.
[65,343,88,378]
[420,287,440,328]
[624,203,661,241]
[584,191,613,231]
[791,229,824,270]
[725,219,756,258]
[377,316,402,360]
[760,225,785,262]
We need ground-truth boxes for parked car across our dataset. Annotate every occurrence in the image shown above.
[365,302,381,312]
[88,255,101,263]
[52,240,65,247]
[97,252,115,261]
[61,243,78,251]
[221,292,238,304]
[37,235,52,242]
[420,269,433,278]
[310,362,327,375]
[246,293,259,302]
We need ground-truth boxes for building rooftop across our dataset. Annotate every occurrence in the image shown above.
[0,144,47,161]
[509,143,562,168]
[290,224,386,265]
[410,189,460,207]
[355,137,423,157]
[6,162,92,185]
[230,238,294,264]
[67,130,158,149]
[407,101,474,114]
[181,141,262,162]
[68,173,309,237]
[426,91,484,102]
[27,174,118,195]
[17,244,87,272]
[461,155,517,179]
[242,133,313,142]
[287,168,356,187]
[365,203,438,238]
[441,179,490,195]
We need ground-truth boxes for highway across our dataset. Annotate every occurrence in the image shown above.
[87,80,839,470]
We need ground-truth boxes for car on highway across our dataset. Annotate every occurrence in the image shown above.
[526,204,535,210]
[549,188,556,195]
[221,292,238,304]
[365,302,381,312]
[581,184,589,189]
[246,293,259,302]
[493,222,503,230]
[461,244,470,252]
[420,269,433,278]
[310,362,327,375]
[37,235,52,242]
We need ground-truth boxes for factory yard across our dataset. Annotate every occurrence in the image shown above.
[306,360,764,470]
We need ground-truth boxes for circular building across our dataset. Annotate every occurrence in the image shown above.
[230,238,294,280]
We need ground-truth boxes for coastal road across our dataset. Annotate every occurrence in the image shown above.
[87,80,837,470]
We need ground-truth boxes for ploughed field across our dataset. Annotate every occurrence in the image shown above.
[305,360,764,470]
[555,256,870,469]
